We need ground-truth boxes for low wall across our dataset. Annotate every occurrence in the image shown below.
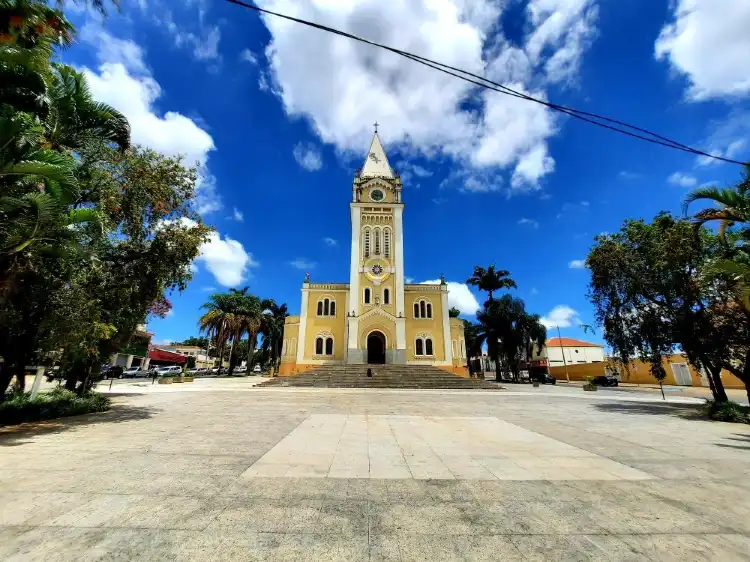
[548,363,605,381]
[548,356,746,390]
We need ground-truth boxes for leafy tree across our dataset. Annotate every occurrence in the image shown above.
[448,307,460,318]
[466,265,516,302]
[684,166,750,235]
[587,213,750,403]
[175,336,209,348]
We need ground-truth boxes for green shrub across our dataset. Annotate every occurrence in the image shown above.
[702,400,750,424]
[0,389,111,426]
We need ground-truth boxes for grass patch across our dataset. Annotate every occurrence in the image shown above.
[0,388,111,426]
[702,399,750,424]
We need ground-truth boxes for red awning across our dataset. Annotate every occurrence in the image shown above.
[148,348,188,364]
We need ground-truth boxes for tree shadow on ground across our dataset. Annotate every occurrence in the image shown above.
[715,433,750,451]
[593,400,705,420]
[0,403,158,446]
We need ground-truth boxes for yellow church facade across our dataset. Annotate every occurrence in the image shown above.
[279,131,468,377]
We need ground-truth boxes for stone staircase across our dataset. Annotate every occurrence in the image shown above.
[259,364,501,390]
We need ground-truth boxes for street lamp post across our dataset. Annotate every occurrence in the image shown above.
[557,325,570,383]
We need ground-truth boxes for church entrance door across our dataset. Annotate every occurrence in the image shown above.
[367,332,386,364]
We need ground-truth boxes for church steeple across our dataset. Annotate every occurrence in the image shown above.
[360,125,394,179]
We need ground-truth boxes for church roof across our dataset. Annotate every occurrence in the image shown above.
[360,131,394,178]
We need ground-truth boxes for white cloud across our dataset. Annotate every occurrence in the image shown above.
[541,305,580,329]
[618,171,642,180]
[201,286,217,292]
[292,142,323,171]
[160,10,222,63]
[232,207,244,222]
[405,277,415,284]
[422,280,480,315]
[568,259,586,269]
[240,49,259,65]
[255,0,599,193]
[518,218,539,229]
[323,237,338,247]
[198,231,256,287]
[695,110,750,167]
[289,259,316,270]
[81,25,148,73]
[668,172,698,188]
[655,0,750,100]
[80,28,222,215]
[167,218,256,287]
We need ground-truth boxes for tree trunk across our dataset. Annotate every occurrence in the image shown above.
[708,366,728,403]
[247,331,256,370]
[13,361,26,393]
[0,362,12,400]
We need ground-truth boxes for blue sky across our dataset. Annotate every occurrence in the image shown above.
[64,0,750,346]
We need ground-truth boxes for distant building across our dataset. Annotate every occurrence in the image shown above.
[531,338,605,368]
[110,325,152,369]
[159,345,216,368]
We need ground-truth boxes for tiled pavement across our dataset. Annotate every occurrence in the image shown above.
[1,384,749,560]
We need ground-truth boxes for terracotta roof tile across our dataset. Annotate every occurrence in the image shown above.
[546,337,603,348]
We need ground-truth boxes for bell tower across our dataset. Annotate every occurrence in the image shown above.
[346,127,406,364]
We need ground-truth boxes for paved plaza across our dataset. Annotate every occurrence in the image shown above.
[1,380,749,560]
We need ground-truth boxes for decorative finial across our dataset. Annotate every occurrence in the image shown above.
[304,272,310,283]
[440,273,446,285]
[373,121,379,134]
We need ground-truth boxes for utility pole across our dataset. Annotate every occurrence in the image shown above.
[557,325,570,383]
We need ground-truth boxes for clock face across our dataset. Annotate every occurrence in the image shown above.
[371,264,384,276]
[369,152,380,163]
[371,189,384,202]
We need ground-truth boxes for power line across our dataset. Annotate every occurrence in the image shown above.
[224,0,747,166]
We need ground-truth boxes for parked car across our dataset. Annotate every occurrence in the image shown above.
[101,365,123,379]
[122,366,147,378]
[252,365,262,373]
[533,373,557,385]
[591,375,619,387]
[156,365,183,377]
[235,365,247,373]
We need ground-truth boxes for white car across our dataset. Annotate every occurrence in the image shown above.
[122,366,145,378]
[235,365,247,373]
[253,365,262,373]
[157,366,182,376]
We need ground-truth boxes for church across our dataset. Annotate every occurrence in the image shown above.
[279,129,468,377]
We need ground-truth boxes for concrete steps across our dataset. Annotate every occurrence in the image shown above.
[260,364,500,390]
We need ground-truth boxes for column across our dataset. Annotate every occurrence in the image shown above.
[296,284,310,364]
[393,206,406,363]
[441,288,453,365]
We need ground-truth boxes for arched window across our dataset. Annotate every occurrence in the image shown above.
[420,300,426,318]
[374,228,381,255]
[415,339,424,356]
[425,338,434,355]
[384,228,391,258]
[460,338,466,358]
[330,301,336,316]
[452,340,457,357]
[291,338,297,356]
[282,339,288,356]
[317,301,323,316]
[364,288,371,304]
[325,338,333,355]
[414,303,420,318]
[315,337,324,355]
[383,288,390,305]
[363,227,371,258]
[426,303,433,318]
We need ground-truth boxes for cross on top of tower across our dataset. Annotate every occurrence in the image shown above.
[373,122,379,134]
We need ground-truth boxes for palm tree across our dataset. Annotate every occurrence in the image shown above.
[466,265,517,302]
[683,167,750,238]
[45,65,130,152]
[198,293,238,370]
[260,301,289,371]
